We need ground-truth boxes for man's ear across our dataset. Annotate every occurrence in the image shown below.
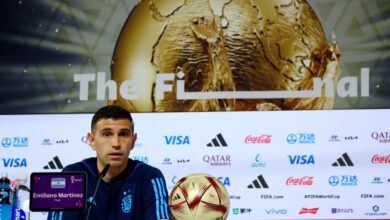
[87,132,96,151]
[130,133,138,150]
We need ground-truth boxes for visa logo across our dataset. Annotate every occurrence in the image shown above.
[288,155,315,164]
[2,158,27,167]
[164,136,190,145]
[218,177,231,186]
[266,208,287,214]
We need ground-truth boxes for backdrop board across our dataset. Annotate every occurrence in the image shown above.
[1,109,389,219]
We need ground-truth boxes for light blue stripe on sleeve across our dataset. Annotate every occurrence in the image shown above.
[151,179,161,219]
[156,178,167,219]
[51,211,63,220]
[157,178,170,219]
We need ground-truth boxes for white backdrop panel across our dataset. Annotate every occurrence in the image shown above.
[0,110,389,219]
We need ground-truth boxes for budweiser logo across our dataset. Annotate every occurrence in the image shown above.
[286,176,314,186]
[299,207,319,214]
[371,154,390,164]
[245,135,272,144]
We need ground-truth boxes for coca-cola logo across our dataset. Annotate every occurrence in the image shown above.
[245,135,272,144]
[371,154,390,164]
[286,176,314,186]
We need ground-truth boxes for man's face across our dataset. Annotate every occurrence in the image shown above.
[88,118,137,170]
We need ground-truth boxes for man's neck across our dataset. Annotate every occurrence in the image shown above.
[98,161,128,183]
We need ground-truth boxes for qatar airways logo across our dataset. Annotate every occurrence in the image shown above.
[371,132,390,143]
[203,155,231,166]
[371,154,390,164]
[286,176,314,186]
[244,135,272,144]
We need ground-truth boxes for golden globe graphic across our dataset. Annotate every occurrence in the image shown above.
[110,0,341,112]
[169,173,230,220]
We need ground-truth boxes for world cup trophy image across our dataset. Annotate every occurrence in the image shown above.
[168,173,230,220]
[109,0,341,112]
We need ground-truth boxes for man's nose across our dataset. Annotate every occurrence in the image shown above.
[111,135,121,148]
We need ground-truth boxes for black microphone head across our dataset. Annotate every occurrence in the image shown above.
[101,163,110,177]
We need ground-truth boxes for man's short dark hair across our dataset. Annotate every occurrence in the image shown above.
[91,105,134,131]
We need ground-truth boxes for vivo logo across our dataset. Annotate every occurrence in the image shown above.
[288,155,315,164]
[2,158,27,167]
[164,136,190,145]
[266,209,287,214]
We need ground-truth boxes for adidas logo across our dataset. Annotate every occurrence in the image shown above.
[332,153,354,166]
[172,193,181,201]
[207,133,228,147]
[248,175,269,189]
[43,156,64,169]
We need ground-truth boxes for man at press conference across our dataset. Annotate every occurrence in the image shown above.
[48,105,170,220]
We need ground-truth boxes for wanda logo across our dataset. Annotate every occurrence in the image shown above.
[371,154,390,164]
[245,135,272,144]
[286,176,314,186]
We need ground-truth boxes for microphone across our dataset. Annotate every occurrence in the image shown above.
[86,163,110,220]
[100,163,110,178]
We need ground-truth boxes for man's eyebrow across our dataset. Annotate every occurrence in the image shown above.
[100,128,113,132]
[119,128,132,133]
[99,128,132,133]
[101,128,132,132]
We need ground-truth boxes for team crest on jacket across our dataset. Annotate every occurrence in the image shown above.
[121,190,132,214]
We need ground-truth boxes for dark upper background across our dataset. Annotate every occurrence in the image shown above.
[0,0,389,114]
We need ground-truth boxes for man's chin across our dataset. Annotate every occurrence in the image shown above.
[106,158,128,166]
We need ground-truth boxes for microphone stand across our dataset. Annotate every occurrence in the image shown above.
[85,164,110,220]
